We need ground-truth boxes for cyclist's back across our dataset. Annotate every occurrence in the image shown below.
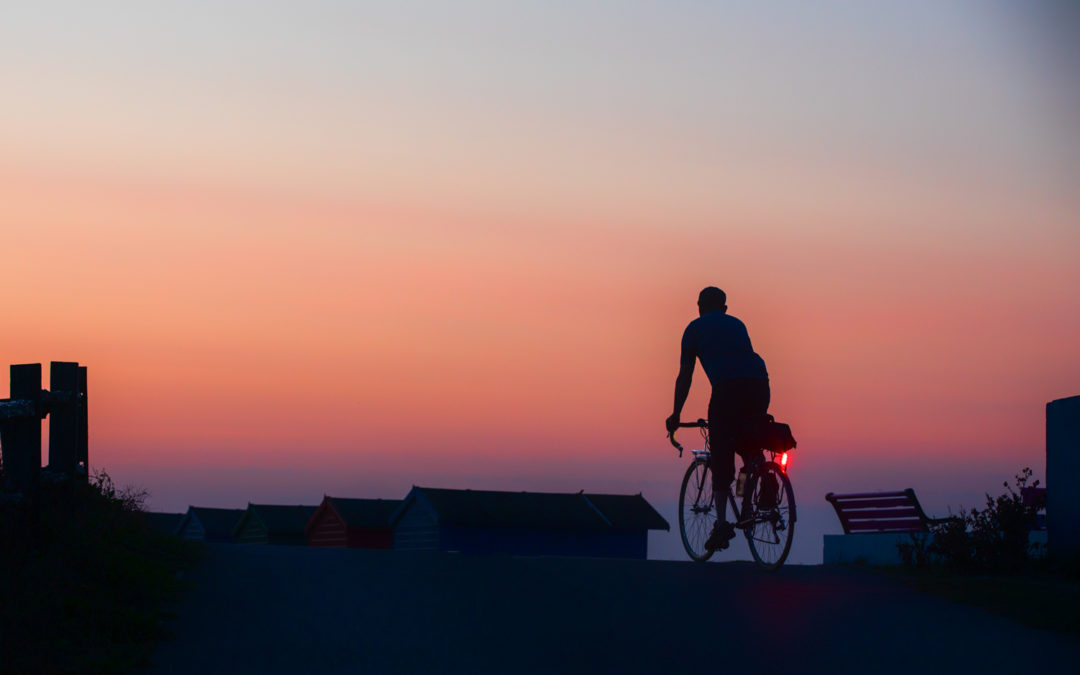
[681,310,767,385]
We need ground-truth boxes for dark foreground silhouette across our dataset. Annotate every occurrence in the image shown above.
[152,546,1078,674]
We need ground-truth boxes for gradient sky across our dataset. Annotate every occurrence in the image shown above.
[3,1,1078,562]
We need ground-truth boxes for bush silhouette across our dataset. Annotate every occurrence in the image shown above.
[0,468,199,673]
[899,468,1041,573]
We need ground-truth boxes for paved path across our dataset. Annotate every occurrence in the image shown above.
[152,545,1078,674]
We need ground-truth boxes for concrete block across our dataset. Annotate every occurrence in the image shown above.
[823,533,917,565]
[1047,395,1080,558]
[824,531,1051,566]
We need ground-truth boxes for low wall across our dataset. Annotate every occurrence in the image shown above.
[824,533,914,566]
[823,531,1048,566]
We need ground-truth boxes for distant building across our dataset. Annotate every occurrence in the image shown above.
[307,496,402,548]
[176,506,246,543]
[235,503,318,545]
[143,511,184,536]
[390,487,669,559]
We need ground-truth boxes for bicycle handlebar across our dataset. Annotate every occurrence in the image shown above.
[667,418,708,456]
[676,420,708,428]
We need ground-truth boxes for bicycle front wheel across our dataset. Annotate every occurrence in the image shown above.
[742,462,796,570]
[679,458,716,562]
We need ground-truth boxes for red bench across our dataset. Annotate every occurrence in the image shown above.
[826,489,957,534]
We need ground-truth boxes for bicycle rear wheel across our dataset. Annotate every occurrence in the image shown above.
[742,462,796,570]
[679,458,717,562]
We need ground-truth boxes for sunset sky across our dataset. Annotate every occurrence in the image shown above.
[3,2,1078,562]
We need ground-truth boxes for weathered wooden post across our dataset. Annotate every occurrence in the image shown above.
[1,363,42,496]
[77,365,88,480]
[48,361,80,477]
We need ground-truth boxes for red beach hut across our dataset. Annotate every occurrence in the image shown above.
[306,496,402,548]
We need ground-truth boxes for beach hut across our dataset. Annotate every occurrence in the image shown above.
[176,506,246,543]
[306,496,402,548]
[390,487,668,559]
[143,511,184,536]
[234,503,318,545]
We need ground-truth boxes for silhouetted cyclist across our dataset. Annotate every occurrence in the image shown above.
[665,287,770,552]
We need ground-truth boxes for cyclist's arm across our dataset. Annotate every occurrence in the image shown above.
[670,330,697,423]
[672,354,694,418]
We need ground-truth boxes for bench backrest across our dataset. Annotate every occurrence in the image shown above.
[825,489,931,534]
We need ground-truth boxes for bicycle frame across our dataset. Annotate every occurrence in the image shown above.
[672,418,797,568]
[687,448,765,529]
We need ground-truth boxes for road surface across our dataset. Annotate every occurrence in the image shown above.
[151,545,1077,674]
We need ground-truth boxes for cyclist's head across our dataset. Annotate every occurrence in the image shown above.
[697,286,727,315]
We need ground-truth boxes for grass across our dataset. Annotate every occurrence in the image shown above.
[0,473,202,674]
[885,563,1080,640]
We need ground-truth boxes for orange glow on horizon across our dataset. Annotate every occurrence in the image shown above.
[2,165,1076,490]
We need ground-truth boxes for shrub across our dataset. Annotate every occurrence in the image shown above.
[900,468,1041,573]
[962,468,1040,573]
[0,468,200,674]
[927,512,972,572]
[897,532,932,568]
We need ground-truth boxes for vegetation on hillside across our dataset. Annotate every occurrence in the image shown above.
[0,467,200,674]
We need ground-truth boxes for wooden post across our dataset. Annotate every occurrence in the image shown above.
[48,361,80,477]
[1,363,42,495]
[77,365,88,480]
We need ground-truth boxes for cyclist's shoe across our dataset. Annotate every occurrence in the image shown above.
[758,474,780,510]
[704,521,737,551]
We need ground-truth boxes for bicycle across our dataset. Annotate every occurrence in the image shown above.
[669,418,796,570]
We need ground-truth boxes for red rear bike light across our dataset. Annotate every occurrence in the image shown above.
[780,452,789,470]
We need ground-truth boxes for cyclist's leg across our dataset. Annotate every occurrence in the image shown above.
[712,378,770,495]
[707,382,738,523]
[730,378,770,455]
[734,378,772,507]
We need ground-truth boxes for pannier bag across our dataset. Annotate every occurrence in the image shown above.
[759,416,797,452]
